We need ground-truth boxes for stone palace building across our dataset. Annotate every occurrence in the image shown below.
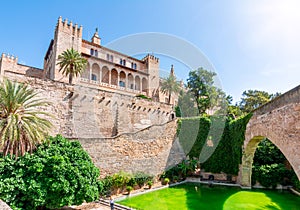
[0,16,178,105]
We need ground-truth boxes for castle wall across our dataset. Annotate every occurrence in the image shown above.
[0,54,44,79]
[78,119,185,177]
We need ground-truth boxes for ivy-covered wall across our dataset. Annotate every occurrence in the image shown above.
[178,114,252,175]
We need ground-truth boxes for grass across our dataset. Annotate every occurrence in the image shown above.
[117,183,300,210]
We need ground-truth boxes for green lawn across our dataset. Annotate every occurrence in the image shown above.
[117,183,300,210]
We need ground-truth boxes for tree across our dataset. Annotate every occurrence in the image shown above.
[57,48,87,84]
[0,79,52,158]
[160,73,181,104]
[187,67,226,115]
[239,90,280,113]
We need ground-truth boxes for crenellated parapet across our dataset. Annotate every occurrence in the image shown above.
[0,53,18,76]
[56,16,82,38]
[1,53,18,63]
[142,54,159,64]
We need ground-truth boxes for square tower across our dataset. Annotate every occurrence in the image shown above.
[44,17,82,83]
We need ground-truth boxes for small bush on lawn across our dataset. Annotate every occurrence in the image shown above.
[0,135,100,210]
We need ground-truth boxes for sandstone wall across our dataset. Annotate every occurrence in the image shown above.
[77,119,185,177]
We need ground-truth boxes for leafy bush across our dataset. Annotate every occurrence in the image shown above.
[134,172,153,188]
[163,178,170,185]
[0,135,100,210]
[162,159,199,181]
[126,186,133,194]
[252,163,289,188]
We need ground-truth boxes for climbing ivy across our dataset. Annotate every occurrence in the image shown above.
[177,113,252,175]
[200,114,252,175]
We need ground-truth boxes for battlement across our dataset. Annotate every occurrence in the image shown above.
[56,16,82,38]
[1,53,18,63]
[142,54,159,63]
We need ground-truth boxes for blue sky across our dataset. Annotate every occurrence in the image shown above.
[1,0,299,103]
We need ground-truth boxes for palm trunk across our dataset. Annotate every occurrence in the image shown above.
[168,92,172,104]
[69,73,73,84]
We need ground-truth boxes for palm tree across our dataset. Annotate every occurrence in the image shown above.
[57,48,87,84]
[160,71,181,104]
[0,79,53,158]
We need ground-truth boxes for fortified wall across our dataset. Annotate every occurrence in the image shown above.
[1,71,183,176]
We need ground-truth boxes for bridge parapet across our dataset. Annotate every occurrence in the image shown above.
[253,85,300,115]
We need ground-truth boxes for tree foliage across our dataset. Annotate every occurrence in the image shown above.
[0,79,52,158]
[239,90,280,113]
[0,135,100,210]
[57,48,87,84]
[187,68,226,115]
[251,139,294,188]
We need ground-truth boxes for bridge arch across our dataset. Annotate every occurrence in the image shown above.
[240,86,300,187]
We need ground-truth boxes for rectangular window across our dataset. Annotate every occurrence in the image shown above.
[91,74,97,81]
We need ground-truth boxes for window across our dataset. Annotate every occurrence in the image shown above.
[90,49,94,55]
[123,59,126,66]
[131,62,134,68]
[119,81,125,87]
[134,63,137,69]
[107,54,110,60]
[95,50,98,57]
[110,55,113,62]
[91,74,97,81]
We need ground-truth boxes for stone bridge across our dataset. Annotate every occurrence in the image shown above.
[240,85,300,187]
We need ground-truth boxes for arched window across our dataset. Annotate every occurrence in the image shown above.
[107,54,110,60]
[90,49,94,55]
[110,55,113,62]
[120,58,123,65]
[134,63,137,69]
[123,59,126,66]
[95,50,98,57]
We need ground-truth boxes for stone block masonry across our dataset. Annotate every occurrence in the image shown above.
[77,119,185,177]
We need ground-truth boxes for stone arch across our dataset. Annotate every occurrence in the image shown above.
[119,71,126,87]
[128,73,134,89]
[142,77,148,92]
[101,66,109,83]
[240,101,300,188]
[111,69,118,86]
[81,62,90,79]
[135,75,141,90]
[91,63,100,81]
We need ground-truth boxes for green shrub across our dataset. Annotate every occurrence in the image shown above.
[0,135,100,210]
[147,180,153,188]
[134,172,153,188]
[126,186,133,194]
[164,178,170,185]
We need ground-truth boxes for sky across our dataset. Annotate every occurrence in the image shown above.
[0,0,299,103]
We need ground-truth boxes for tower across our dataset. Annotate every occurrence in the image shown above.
[44,17,83,83]
[142,54,160,101]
